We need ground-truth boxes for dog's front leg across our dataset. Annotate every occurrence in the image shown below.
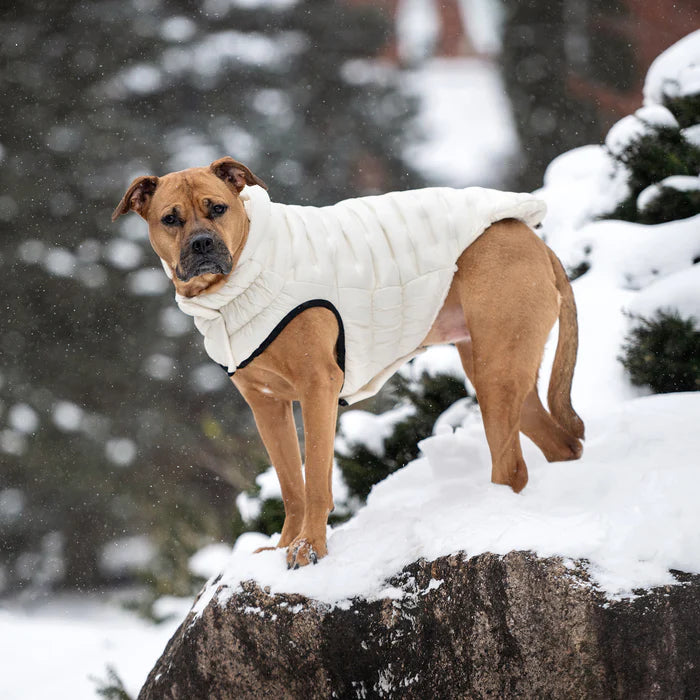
[237,386,305,549]
[287,363,343,569]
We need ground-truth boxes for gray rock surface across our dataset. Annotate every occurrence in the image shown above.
[139,551,700,699]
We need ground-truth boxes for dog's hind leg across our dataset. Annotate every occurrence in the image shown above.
[520,387,583,462]
[468,340,538,493]
[456,340,581,465]
[456,313,542,492]
[454,219,562,492]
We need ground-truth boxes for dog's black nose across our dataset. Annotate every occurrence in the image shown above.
[190,232,214,255]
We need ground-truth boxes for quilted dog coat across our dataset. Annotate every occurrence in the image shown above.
[174,185,546,404]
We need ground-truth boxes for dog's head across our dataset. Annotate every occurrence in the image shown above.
[112,157,267,297]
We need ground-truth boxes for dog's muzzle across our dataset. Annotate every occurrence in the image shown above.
[176,230,233,281]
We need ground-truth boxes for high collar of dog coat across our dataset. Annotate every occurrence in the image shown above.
[171,185,547,405]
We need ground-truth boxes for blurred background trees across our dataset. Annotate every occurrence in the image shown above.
[1,0,697,597]
[0,0,419,595]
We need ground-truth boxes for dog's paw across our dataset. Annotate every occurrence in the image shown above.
[287,537,327,569]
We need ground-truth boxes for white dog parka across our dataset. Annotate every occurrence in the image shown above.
[174,185,547,405]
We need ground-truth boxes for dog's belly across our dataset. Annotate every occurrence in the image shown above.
[422,301,470,346]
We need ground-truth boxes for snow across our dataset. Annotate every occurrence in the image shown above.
[634,104,679,129]
[190,363,229,392]
[336,404,416,458]
[565,216,698,293]
[627,264,700,322]
[104,238,143,270]
[605,111,656,157]
[17,239,45,265]
[395,0,440,65]
[104,437,137,467]
[100,536,156,577]
[402,58,519,187]
[52,401,84,432]
[235,491,262,523]
[605,104,680,158]
[637,175,700,212]
[204,0,297,12]
[43,247,77,278]
[159,306,192,336]
[644,29,700,104]
[0,488,25,521]
[400,344,464,381]
[120,64,163,95]
[236,463,352,525]
[458,0,504,55]
[7,403,39,434]
[143,353,176,380]
[254,464,286,501]
[189,543,233,579]
[535,145,626,262]
[682,123,700,147]
[0,595,181,700]
[162,30,303,79]
[127,267,170,295]
[0,429,26,456]
[160,16,197,43]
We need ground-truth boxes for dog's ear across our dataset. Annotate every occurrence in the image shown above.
[111,176,159,221]
[210,157,267,193]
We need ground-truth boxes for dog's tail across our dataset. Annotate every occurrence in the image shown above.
[547,249,585,440]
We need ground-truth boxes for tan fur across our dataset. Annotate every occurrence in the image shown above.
[113,160,584,569]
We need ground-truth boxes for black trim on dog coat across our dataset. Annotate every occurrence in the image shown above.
[219,299,347,404]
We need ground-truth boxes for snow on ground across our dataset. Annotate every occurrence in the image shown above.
[402,57,519,187]
[0,594,185,700]
[192,392,700,609]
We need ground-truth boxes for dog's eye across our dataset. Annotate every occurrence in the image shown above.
[161,213,179,226]
[210,204,228,217]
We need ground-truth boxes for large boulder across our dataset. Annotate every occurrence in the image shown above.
[139,551,700,699]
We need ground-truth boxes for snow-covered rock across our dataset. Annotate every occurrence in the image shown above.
[139,551,700,699]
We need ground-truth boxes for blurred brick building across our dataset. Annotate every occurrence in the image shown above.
[355,0,699,130]
[566,0,699,128]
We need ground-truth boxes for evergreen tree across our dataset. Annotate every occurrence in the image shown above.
[601,83,700,225]
[620,311,700,393]
[336,372,469,501]
[598,87,700,392]
[605,122,700,223]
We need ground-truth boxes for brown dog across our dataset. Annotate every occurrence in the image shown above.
[113,157,584,569]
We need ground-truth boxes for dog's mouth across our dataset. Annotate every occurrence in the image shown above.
[176,233,233,282]
[175,257,232,282]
